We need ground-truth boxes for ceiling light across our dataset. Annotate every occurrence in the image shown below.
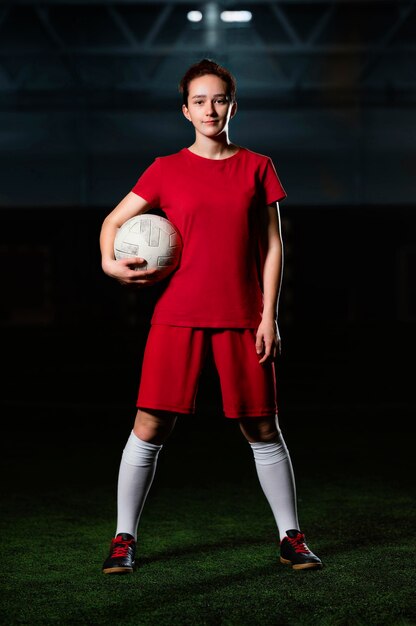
[220,10,252,23]
[187,10,203,23]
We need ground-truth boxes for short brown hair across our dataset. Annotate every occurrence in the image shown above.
[179,58,237,106]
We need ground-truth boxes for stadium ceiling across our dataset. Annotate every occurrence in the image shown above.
[1,0,415,110]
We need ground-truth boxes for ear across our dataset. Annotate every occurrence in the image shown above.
[230,101,238,119]
[182,104,192,122]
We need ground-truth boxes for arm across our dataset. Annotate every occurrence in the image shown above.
[256,202,283,363]
[100,191,159,286]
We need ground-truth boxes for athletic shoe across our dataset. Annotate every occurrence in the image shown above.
[102,533,136,574]
[280,529,323,570]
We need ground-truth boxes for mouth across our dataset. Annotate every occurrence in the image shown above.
[203,120,218,125]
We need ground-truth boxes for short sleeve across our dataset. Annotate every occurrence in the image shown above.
[131,158,161,208]
[261,157,287,205]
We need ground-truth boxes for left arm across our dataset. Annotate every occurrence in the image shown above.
[256,202,283,364]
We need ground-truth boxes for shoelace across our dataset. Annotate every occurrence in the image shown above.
[287,533,310,554]
[111,539,133,558]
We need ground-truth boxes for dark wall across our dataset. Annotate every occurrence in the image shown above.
[1,106,414,208]
[2,204,414,326]
[2,204,414,430]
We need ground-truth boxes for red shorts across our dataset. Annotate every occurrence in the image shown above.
[136,325,277,419]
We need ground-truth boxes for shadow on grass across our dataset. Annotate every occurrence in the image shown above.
[137,536,274,566]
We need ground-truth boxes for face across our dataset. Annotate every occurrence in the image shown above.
[182,74,237,137]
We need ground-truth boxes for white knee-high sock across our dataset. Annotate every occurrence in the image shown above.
[249,433,299,540]
[115,431,162,539]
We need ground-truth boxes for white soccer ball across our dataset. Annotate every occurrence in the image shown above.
[114,213,182,281]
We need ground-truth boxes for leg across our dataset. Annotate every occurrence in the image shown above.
[116,409,177,538]
[103,325,206,575]
[240,415,322,570]
[210,329,321,569]
[116,325,204,539]
[239,414,299,539]
[133,408,177,445]
[238,414,279,443]
[102,409,176,575]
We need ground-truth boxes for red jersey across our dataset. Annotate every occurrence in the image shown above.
[131,147,286,328]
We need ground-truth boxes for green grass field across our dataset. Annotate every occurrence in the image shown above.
[1,408,415,626]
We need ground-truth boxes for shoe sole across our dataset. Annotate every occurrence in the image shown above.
[280,557,323,570]
[102,566,135,575]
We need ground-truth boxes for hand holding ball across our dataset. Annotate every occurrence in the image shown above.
[114,214,182,283]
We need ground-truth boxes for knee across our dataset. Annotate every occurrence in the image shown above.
[133,409,176,445]
[239,416,280,443]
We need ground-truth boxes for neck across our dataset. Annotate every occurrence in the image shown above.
[189,133,237,160]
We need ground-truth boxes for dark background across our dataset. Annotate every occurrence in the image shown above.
[1,0,415,447]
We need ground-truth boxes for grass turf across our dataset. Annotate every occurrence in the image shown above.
[1,412,415,626]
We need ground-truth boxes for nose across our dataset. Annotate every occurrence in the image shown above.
[205,100,217,117]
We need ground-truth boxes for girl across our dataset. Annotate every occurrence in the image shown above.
[100,58,322,573]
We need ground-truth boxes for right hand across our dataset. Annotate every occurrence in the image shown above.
[102,257,161,287]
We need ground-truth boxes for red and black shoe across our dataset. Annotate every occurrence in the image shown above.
[102,533,136,574]
[280,529,323,570]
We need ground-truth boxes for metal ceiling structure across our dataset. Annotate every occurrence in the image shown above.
[1,0,416,109]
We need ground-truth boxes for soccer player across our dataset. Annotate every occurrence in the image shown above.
[100,59,322,573]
